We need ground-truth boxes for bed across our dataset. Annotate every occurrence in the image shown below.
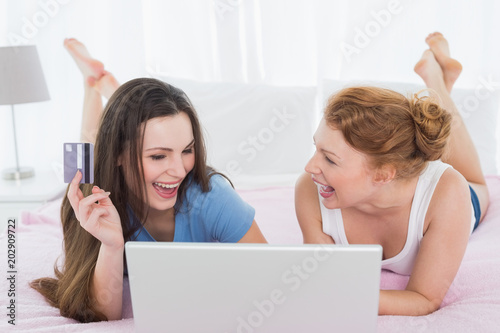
[0,175,499,332]
[1,79,499,332]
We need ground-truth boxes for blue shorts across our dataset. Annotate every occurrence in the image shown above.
[469,186,481,231]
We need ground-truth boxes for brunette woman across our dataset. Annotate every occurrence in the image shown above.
[31,40,266,322]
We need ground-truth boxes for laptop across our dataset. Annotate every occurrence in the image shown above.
[125,242,382,333]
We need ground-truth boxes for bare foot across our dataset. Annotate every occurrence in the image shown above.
[425,32,462,92]
[93,71,120,100]
[64,38,105,84]
[414,49,447,93]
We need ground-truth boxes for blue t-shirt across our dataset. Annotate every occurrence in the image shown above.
[129,174,255,243]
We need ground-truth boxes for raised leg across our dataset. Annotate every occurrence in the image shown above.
[425,32,463,94]
[414,38,489,221]
[64,39,120,144]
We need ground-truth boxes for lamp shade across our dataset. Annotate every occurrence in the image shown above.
[0,45,50,105]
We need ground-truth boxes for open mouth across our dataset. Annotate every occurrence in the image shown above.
[312,177,335,198]
[153,181,181,198]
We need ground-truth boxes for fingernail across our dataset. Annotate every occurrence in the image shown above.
[104,192,111,196]
[93,186,99,190]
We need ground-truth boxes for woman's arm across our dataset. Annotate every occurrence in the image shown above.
[238,220,267,243]
[379,169,471,316]
[295,172,334,244]
[91,244,125,320]
[67,171,125,320]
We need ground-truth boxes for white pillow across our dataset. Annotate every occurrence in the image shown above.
[322,80,500,175]
[153,75,318,182]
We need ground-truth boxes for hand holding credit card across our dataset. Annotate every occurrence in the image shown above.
[64,142,94,183]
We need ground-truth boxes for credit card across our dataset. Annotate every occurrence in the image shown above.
[63,142,94,183]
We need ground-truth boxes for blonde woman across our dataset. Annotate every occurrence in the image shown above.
[296,33,489,316]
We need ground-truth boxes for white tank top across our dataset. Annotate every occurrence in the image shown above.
[320,160,475,276]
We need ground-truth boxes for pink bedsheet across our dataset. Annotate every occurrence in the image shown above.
[1,176,499,332]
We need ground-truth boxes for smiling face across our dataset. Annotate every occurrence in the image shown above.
[135,113,196,212]
[305,119,378,210]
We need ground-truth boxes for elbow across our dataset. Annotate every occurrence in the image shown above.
[416,296,441,316]
[106,313,123,321]
[426,298,441,315]
[379,289,442,316]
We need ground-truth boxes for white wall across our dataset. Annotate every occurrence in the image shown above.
[0,0,147,179]
[1,0,499,183]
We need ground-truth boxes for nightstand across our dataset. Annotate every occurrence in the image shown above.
[0,168,67,229]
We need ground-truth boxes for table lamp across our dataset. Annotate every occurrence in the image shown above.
[0,45,50,180]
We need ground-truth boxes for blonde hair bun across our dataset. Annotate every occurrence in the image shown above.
[325,86,451,179]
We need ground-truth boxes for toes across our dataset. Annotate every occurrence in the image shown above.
[425,32,444,43]
[63,38,78,49]
[422,49,434,59]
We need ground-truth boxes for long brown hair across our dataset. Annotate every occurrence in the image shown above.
[31,78,216,322]
[325,86,451,179]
